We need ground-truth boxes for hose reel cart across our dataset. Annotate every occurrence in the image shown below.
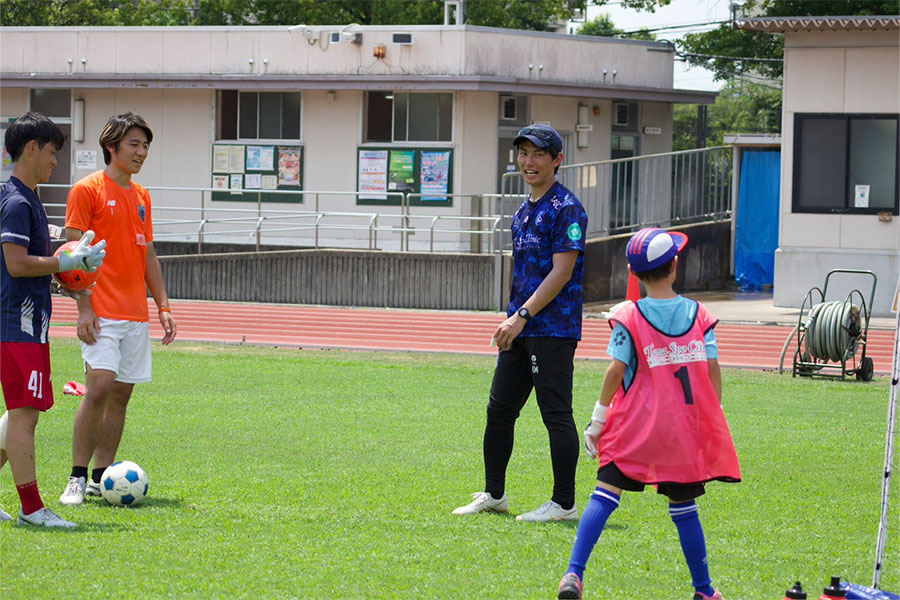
[791,269,877,381]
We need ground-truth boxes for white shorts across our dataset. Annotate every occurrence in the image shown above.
[82,318,152,384]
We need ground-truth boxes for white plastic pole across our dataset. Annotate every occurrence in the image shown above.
[873,295,899,589]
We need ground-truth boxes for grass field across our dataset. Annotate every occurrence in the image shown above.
[0,338,897,599]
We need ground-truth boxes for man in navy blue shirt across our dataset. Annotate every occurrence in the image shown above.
[0,112,105,528]
[454,124,588,522]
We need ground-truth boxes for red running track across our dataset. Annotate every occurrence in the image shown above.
[49,297,896,375]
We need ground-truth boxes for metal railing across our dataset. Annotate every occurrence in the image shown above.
[34,185,502,254]
[500,145,733,242]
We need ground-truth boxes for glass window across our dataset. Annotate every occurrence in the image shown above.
[238,92,258,139]
[218,90,238,140]
[364,91,452,143]
[218,90,301,141]
[848,118,897,210]
[794,114,899,214]
[393,93,408,142]
[30,89,71,118]
[796,117,845,210]
[365,91,393,142]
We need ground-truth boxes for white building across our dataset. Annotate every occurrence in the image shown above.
[740,16,899,316]
[1,24,714,252]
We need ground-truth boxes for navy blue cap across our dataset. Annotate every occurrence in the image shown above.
[626,228,688,273]
[514,124,563,155]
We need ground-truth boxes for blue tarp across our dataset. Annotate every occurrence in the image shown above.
[735,149,780,291]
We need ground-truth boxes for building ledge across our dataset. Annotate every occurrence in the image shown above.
[0,72,718,104]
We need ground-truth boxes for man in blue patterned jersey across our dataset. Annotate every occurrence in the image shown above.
[0,112,105,528]
[454,124,588,522]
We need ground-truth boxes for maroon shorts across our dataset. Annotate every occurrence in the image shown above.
[1,341,55,411]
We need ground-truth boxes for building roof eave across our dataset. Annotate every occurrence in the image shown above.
[0,72,718,104]
[738,15,900,33]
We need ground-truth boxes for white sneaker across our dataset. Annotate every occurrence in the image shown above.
[0,506,12,521]
[18,507,77,528]
[59,476,86,506]
[85,480,102,497]
[516,500,578,522]
[452,491,508,515]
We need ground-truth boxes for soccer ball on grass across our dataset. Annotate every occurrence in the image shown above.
[101,461,149,507]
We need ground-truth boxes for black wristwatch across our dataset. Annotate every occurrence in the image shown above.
[517,307,532,321]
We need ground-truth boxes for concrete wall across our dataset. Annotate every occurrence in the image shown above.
[159,249,501,310]
[0,26,670,85]
[776,29,899,316]
[584,221,732,302]
[639,102,674,156]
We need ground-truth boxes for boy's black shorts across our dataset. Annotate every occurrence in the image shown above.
[597,462,706,502]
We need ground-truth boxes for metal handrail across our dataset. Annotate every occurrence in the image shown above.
[36,196,498,254]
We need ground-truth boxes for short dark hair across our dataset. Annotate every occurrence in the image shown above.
[634,258,675,283]
[99,112,153,165]
[4,111,65,162]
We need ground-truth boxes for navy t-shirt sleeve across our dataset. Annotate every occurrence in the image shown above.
[1,194,33,247]
[551,204,587,254]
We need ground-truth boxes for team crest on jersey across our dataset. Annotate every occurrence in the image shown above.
[138,204,146,221]
[643,340,706,367]
[567,223,582,241]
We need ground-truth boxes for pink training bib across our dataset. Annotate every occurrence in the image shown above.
[596,301,741,485]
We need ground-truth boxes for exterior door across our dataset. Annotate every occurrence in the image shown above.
[610,133,639,230]
[40,123,71,227]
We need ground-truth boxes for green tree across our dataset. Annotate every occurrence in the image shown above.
[673,80,782,151]
[578,13,621,36]
[679,0,898,81]
[577,12,655,40]
[194,0,446,27]
[2,0,670,28]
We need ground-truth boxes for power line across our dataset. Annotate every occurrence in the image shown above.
[660,39,784,64]
[620,19,729,35]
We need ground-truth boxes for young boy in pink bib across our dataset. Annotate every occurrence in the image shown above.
[557,228,741,600]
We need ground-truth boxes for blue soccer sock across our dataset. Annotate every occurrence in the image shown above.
[669,501,715,597]
[565,487,620,579]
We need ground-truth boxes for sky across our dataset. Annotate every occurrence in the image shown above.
[575,0,735,91]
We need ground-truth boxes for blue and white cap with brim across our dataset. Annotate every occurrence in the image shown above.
[626,227,688,273]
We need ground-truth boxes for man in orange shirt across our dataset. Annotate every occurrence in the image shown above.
[59,112,177,506]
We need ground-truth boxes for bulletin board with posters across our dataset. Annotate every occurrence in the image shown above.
[211,143,303,203]
[356,147,453,207]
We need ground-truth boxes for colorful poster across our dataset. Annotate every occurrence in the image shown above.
[261,175,278,190]
[213,146,230,172]
[246,146,275,171]
[230,174,243,194]
[358,150,388,199]
[245,173,262,189]
[420,151,451,201]
[388,150,415,192]
[212,174,229,190]
[229,145,245,173]
[278,146,301,186]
